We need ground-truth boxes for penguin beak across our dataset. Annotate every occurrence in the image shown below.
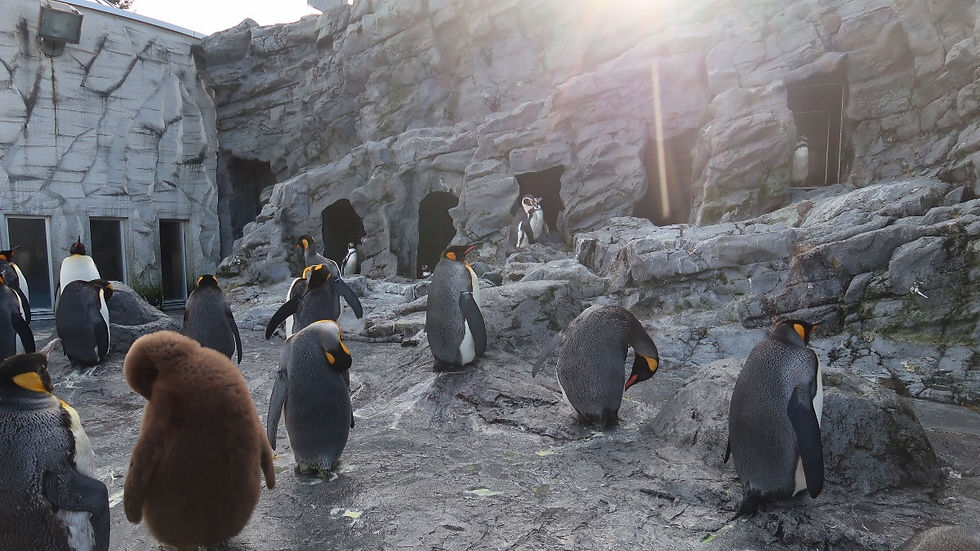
[464,243,480,256]
[625,374,639,391]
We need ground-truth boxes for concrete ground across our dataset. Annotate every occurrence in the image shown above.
[32,315,980,551]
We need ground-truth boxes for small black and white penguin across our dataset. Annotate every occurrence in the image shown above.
[0,270,34,359]
[897,525,980,551]
[725,319,823,517]
[532,305,660,426]
[56,237,101,309]
[528,195,547,240]
[791,135,809,186]
[341,242,358,278]
[512,195,538,250]
[55,279,112,368]
[425,243,487,371]
[267,320,354,476]
[183,275,243,363]
[0,247,31,323]
[0,351,109,551]
[123,331,275,548]
[266,264,363,339]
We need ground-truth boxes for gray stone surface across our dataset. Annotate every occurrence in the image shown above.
[106,282,180,354]
[202,1,980,282]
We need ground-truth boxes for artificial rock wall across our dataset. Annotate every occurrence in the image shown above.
[0,0,219,301]
[204,0,979,283]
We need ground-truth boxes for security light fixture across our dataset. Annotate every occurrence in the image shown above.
[38,1,84,45]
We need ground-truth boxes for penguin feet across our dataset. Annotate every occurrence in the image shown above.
[432,358,465,372]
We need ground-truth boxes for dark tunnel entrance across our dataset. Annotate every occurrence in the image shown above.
[634,130,697,225]
[513,166,565,233]
[321,199,366,268]
[417,192,458,278]
[786,76,847,187]
[220,155,276,257]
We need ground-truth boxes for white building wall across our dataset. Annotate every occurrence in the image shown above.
[0,0,218,305]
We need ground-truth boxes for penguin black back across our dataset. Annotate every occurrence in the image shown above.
[727,319,822,517]
[265,264,363,339]
[0,353,109,551]
[56,279,112,367]
[184,275,242,363]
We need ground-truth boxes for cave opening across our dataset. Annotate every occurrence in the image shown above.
[786,76,847,187]
[634,129,697,225]
[417,192,458,278]
[222,155,276,248]
[513,166,565,232]
[321,199,366,268]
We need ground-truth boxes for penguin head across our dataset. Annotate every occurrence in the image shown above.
[196,274,219,289]
[0,246,18,262]
[70,236,86,255]
[306,264,331,289]
[311,320,353,372]
[772,319,817,346]
[625,352,660,391]
[443,243,480,262]
[347,242,355,250]
[795,135,808,149]
[90,279,114,302]
[521,195,537,213]
[0,353,54,394]
[294,235,315,252]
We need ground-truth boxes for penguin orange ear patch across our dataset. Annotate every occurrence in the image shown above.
[793,323,806,340]
[646,357,659,373]
[325,352,336,365]
[13,372,49,393]
[446,252,457,261]
[340,341,351,356]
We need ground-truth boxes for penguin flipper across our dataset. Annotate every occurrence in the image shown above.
[266,298,299,339]
[14,286,30,324]
[531,332,563,377]
[459,291,486,356]
[335,279,363,319]
[43,468,110,551]
[226,305,243,364]
[12,313,35,353]
[95,318,109,362]
[267,367,288,450]
[788,385,824,498]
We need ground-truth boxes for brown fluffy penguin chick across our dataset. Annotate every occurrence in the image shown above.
[123,331,275,548]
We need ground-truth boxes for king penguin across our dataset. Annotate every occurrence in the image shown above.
[56,238,101,310]
[123,331,275,548]
[56,279,112,368]
[511,195,538,250]
[341,242,358,278]
[266,264,363,339]
[267,320,354,476]
[725,319,823,517]
[0,351,109,551]
[425,243,487,371]
[0,269,34,359]
[532,305,660,426]
[0,246,31,323]
[183,275,243,363]
[897,525,980,551]
[791,135,809,186]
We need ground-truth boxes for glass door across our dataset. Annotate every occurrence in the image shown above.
[90,218,126,283]
[159,220,187,302]
[6,217,54,310]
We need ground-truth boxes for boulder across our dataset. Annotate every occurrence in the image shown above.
[106,282,180,354]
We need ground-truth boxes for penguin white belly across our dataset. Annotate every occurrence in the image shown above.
[467,265,481,306]
[794,362,824,495]
[14,292,26,353]
[60,256,101,288]
[99,294,110,353]
[342,252,357,278]
[285,317,294,338]
[791,148,809,184]
[459,320,476,365]
[529,211,545,239]
[13,263,29,300]
[58,401,98,551]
